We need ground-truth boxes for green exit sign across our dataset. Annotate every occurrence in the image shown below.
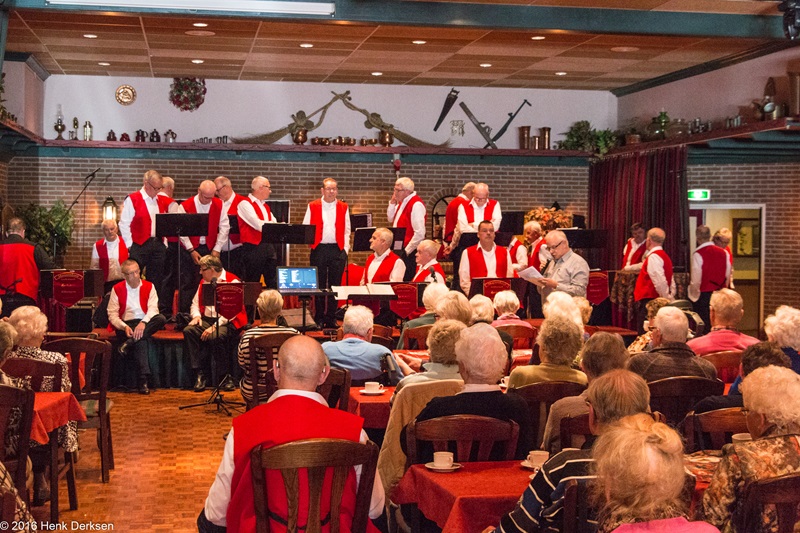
[688,189,711,201]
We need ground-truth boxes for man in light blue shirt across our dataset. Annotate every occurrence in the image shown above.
[322,305,403,384]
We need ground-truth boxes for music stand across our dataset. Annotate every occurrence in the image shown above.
[156,213,210,313]
[494,232,514,248]
[350,213,372,230]
[499,211,525,234]
[225,215,240,272]
[468,277,527,301]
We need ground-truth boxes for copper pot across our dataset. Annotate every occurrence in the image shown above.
[360,138,370,146]
[319,138,331,146]
[379,130,394,147]
[292,129,308,145]
[311,137,320,145]
[346,137,356,146]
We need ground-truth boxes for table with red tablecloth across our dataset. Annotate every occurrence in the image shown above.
[31,391,87,444]
[393,460,531,533]
[348,386,395,429]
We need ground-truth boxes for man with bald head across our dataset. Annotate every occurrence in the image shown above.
[634,227,675,333]
[362,227,405,327]
[688,224,730,331]
[214,176,247,276]
[530,229,589,305]
[237,175,278,288]
[199,335,385,532]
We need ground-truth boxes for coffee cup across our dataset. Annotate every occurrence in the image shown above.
[364,382,384,393]
[526,450,550,469]
[500,376,510,387]
[731,433,752,444]
[433,451,454,468]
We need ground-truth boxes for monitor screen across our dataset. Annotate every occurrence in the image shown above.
[277,266,318,291]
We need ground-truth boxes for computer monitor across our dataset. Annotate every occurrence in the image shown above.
[277,266,319,292]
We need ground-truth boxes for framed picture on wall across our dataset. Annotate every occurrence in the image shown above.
[733,218,760,258]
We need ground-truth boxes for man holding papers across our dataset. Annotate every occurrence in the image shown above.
[526,230,589,304]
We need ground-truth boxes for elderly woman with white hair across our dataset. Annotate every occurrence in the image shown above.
[402,323,533,460]
[763,305,800,375]
[492,290,533,331]
[703,365,800,533]
[470,294,514,358]
[508,316,587,389]
[393,319,465,398]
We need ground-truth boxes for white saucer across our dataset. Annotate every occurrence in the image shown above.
[424,462,462,472]
[359,389,386,395]
[520,460,543,470]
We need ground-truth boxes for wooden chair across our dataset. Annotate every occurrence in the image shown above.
[43,338,114,483]
[495,324,536,349]
[0,489,16,522]
[508,381,587,447]
[647,377,725,427]
[559,413,591,454]
[317,367,351,411]
[742,473,800,533]
[683,407,749,452]
[1,358,62,392]
[562,478,596,533]
[0,385,34,502]
[372,324,393,339]
[405,415,519,467]
[403,325,432,350]
[250,438,379,533]
[248,332,297,410]
[700,350,743,383]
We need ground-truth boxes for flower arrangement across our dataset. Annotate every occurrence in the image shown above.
[169,77,207,112]
[525,206,573,231]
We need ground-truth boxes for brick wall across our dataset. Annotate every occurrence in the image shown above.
[688,163,800,315]
[6,157,589,270]
[0,161,7,212]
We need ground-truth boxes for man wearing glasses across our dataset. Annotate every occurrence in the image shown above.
[213,176,247,277]
[237,176,278,288]
[532,229,589,305]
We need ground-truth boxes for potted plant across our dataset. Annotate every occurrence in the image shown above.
[556,120,621,157]
[15,200,75,266]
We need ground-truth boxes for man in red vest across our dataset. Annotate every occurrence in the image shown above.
[450,182,502,292]
[214,176,247,277]
[119,170,174,317]
[0,217,54,318]
[688,225,731,332]
[185,255,248,392]
[621,222,647,272]
[90,219,127,294]
[198,335,385,533]
[237,176,278,288]
[107,259,166,394]
[387,177,426,281]
[713,228,735,289]
[178,180,231,313]
[361,228,405,327]
[302,178,351,328]
[411,239,446,284]
[443,181,475,248]
[458,221,513,294]
[158,176,182,318]
[523,220,548,318]
[633,227,675,333]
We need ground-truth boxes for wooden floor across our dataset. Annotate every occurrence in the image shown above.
[30,388,241,531]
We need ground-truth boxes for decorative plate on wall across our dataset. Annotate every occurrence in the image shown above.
[115,85,136,106]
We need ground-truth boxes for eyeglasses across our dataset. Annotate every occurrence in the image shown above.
[551,240,566,249]
[323,187,338,191]
[146,181,163,191]
[123,270,140,277]
[215,184,228,194]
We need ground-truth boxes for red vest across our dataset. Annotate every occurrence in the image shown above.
[621,238,646,269]
[444,195,467,243]
[197,271,248,329]
[508,238,524,263]
[696,244,728,292]
[634,250,673,301]
[528,239,545,271]
[181,196,224,250]
[392,194,425,247]
[95,238,128,282]
[0,240,39,300]
[239,198,273,245]
[462,199,497,225]
[466,245,509,279]
[227,194,248,245]
[363,252,401,284]
[308,199,348,250]
[412,262,446,283]
[128,191,173,245]
[227,395,368,533]
[112,280,154,321]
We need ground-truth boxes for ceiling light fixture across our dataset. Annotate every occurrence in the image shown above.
[47,0,335,16]
[299,43,314,48]
[611,46,639,52]
[412,40,426,45]
[83,33,98,38]
[555,71,567,76]
[185,30,215,36]
[371,72,383,76]
[98,62,110,66]
[192,22,208,27]
[192,59,204,64]
[530,36,546,40]
[480,63,492,68]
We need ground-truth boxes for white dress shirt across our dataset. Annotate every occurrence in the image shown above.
[458,244,513,294]
[645,246,676,300]
[107,281,160,331]
[118,187,162,247]
[509,239,529,271]
[452,200,503,247]
[387,192,426,255]
[688,242,731,302]
[203,389,386,526]
[221,195,242,252]
[303,198,352,253]
[190,269,240,326]
[179,195,231,253]
[237,193,277,232]
[622,238,646,271]
[90,238,125,282]
[415,259,446,284]
[362,249,406,285]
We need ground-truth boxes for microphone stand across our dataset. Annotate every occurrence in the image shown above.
[52,168,101,261]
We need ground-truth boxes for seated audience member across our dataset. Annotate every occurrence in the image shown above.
[185,255,248,392]
[763,305,800,374]
[395,282,449,350]
[489,369,652,533]
[322,305,403,384]
[702,365,800,533]
[573,295,593,327]
[627,306,717,382]
[543,291,584,331]
[107,259,167,395]
[491,290,533,330]
[627,297,670,353]
[0,321,26,388]
[693,341,790,414]
[541,332,629,453]
[198,336,385,533]
[403,323,533,461]
[392,319,465,399]
[0,460,34,526]
[470,294,514,357]
[591,413,720,533]
[508,317,587,389]
[237,290,298,404]
[687,289,759,356]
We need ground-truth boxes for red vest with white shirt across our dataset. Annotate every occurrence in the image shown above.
[239,198,273,245]
[112,280,154,322]
[363,252,401,284]
[181,196,223,250]
[308,199,348,250]
[696,244,728,292]
[129,191,173,245]
[392,194,425,247]
[462,199,497,224]
[466,244,509,279]
[95,238,128,282]
[634,249,673,301]
[196,270,248,329]
[528,239,545,271]
[621,238,646,269]
[412,262,446,283]
[444,195,467,243]
[226,194,248,245]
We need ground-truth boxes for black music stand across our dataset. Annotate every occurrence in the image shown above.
[225,215,240,272]
[156,213,210,313]
[499,211,525,234]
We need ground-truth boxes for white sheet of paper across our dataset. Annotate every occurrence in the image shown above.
[332,285,369,299]
[518,266,544,281]
[366,283,396,295]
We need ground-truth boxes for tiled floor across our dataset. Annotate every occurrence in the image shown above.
[30,388,242,531]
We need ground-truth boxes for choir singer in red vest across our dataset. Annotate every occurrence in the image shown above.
[361,228,405,327]
[633,227,675,334]
[621,222,647,272]
[523,220,548,318]
[458,221,514,294]
[411,239,446,283]
[90,219,127,294]
[302,178,351,329]
[198,335,385,533]
[450,182,502,292]
[688,225,731,333]
[107,259,166,394]
[387,177,426,281]
[214,176,247,277]
[0,217,54,318]
[237,176,278,289]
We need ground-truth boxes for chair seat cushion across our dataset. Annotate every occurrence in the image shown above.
[79,398,114,418]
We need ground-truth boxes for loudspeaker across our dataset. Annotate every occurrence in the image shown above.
[66,304,94,332]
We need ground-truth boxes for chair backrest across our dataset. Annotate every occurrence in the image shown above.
[700,350,743,383]
[0,385,34,499]
[684,407,749,452]
[403,325,432,350]
[316,368,351,412]
[405,414,519,466]
[647,377,725,427]
[42,338,112,403]
[508,381,587,447]
[1,357,62,392]
[559,413,591,454]
[248,332,297,410]
[742,473,800,533]
[372,324,393,339]
[562,478,597,533]
[495,324,536,349]
[0,488,16,522]
[250,438,379,533]
[371,335,395,351]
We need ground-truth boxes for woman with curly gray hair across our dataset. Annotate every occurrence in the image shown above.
[764,305,800,374]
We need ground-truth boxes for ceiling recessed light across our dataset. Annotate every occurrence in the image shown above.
[371,72,383,76]
[555,71,567,76]
[611,46,640,52]
[192,59,204,64]
[480,63,492,68]
[193,22,208,27]
[83,34,98,39]
[185,30,215,36]
[299,43,314,48]
[412,40,426,45]
[98,62,110,66]
[531,36,546,41]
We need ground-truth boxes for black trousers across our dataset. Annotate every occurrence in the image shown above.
[179,244,211,314]
[115,314,167,378]
[400,249,417,282]
[129,238,170,317]
[221,246,245,278]
[184,317,236,377]
[161,241,179,316]
[241,242,277,288]
[526,284,544,319]
[310,244,346,326]
[693,291,712,336]
[636,298,653,335]
[449,244,465,293]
